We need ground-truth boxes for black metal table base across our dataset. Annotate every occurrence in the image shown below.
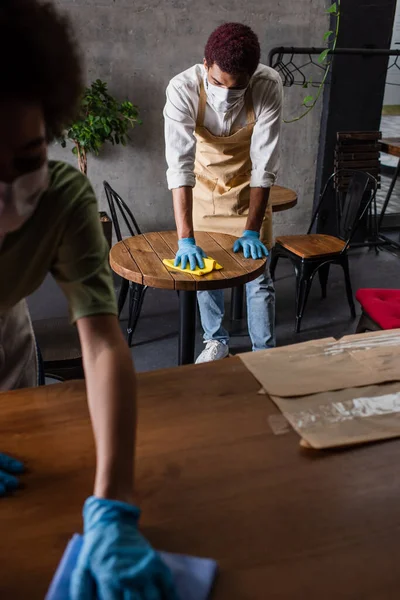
[178,290,197,365]
[377,234,400,252]
[378,159,400,230]
[230,285,245,321]
[376,158,400,253]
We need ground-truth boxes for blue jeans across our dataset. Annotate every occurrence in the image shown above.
[197,265,276,351]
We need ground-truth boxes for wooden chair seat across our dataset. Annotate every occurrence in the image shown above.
[275,234,346,258]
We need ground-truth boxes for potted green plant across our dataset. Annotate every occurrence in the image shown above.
[60,79,141,174]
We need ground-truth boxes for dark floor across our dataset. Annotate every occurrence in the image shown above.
[122,245,400,372]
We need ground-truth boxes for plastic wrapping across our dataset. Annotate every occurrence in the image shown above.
[271,382,400,449]
[287,391,400,431]
[240,330,400,449]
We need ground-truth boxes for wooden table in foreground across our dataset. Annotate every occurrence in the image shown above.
[110,231,266,365]
[1,359,400,599]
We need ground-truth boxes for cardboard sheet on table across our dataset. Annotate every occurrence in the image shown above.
[271,381,400,449]
[239,329,400,398]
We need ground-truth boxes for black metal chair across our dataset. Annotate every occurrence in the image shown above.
[270,170,378,333]
[32,213,112,382]
[104,181,148,347]
[36,341,45,386]
[33,317,84,381]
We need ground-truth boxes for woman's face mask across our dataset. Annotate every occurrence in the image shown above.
[205,76,248,113]
[0,162,48,236]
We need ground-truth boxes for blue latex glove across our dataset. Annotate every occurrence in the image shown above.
[233,230,269,260]
[70,496,179,600]
[174,237,206,271]
[0,452,24,496]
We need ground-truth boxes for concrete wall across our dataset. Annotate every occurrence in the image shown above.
[52,0,328,239]
[384,0,400,106]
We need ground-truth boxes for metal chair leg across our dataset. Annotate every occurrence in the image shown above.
[126,282,136,346]
[356,311,381,333]
[127,284,148,347]
[270,249,279,281]
[341,256,356,318]
[295,275,312,333]
[318,264,330,299]
[356,314,367,334]
[294,261,313,333]
[372,197,379,255]
[35,340,45,386]
[118,278,129,317]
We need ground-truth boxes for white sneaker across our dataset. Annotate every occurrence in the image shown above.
[195,340,229,364]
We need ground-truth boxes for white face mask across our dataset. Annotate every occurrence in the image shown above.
[205,76,247,113]
[0,162,48,237]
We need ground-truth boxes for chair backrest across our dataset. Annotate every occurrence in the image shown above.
[308,169,378,249]
[103,181,142,242]
[338,171,371,241]
[334,131,381,191]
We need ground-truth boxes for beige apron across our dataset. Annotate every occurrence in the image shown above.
[0,300,38,391]
[193,81,273,247]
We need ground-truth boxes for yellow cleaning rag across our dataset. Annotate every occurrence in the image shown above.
[163,257,223,276]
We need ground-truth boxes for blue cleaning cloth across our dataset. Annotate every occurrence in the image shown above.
[46,534,217,600]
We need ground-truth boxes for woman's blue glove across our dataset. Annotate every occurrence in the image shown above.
[0,452,24,496]
[70,496,179,600]
[233,230,269,260]
[174,237,207,271]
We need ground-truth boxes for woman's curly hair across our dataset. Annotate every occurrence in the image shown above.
[0,0,83,139]
[205,23,261,77]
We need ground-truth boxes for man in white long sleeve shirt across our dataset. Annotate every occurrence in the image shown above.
[164,22,283,363]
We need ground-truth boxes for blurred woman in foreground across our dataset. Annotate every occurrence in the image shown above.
[0,1,177,598]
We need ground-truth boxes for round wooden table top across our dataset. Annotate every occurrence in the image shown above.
[379,137,400,158]
[110,231,267,292]
[270,185,298,212]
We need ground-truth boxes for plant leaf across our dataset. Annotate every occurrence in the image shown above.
[318,49,330,64]
[63,78,141,160]
[323,30,333,41]
[326,2,337,14]
[303,95,314,106]
[302,76,314,89]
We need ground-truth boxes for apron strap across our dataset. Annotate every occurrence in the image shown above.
[245,88,256,124]
[196,80,207,127]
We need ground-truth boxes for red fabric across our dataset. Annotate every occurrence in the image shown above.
[356,289,400,329]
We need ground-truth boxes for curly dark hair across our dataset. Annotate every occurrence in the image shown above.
[0,0,83,139]
[204,23,261,77]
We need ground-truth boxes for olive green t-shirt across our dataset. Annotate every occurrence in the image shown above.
[0,160,117,323]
